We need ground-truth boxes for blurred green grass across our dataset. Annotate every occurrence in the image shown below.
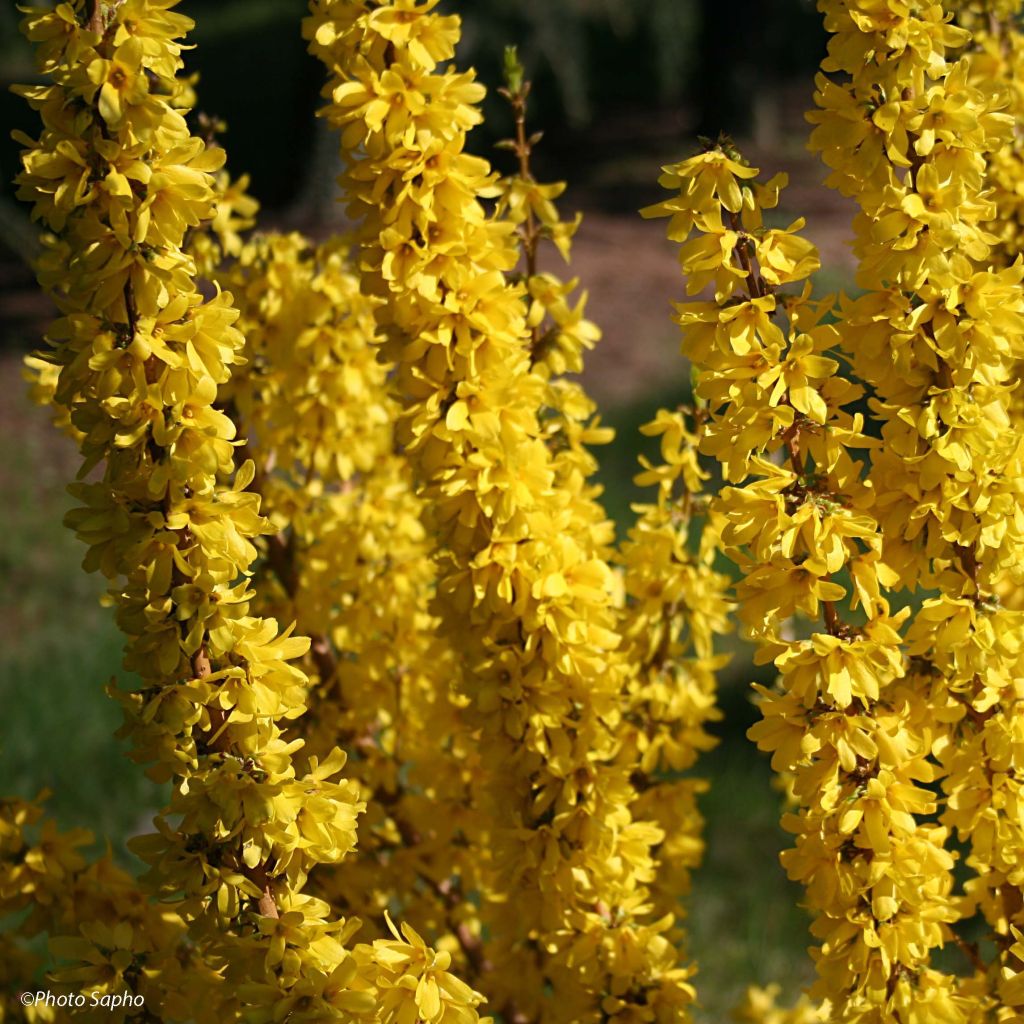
[0,368,163,855]
[690,728,816,1019]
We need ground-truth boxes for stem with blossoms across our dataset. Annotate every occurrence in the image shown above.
[307,2,730,1020]
[13,3,489,1020]
[646,141,970,1021]
[810,1,1024,1010]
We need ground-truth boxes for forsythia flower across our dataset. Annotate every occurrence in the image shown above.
[217,229,482,963]
[14,2,487,1020]
[811,2,1024,1018]
[647,141,969,1022]
[306,1,727,1020]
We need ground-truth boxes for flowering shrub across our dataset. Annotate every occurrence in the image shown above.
[6,1,1024,1023]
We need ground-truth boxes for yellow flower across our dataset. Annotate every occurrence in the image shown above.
[86,37,150,128]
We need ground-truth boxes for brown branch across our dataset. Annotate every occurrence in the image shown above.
[308,634,338,689]
[248,862,279,920]
[195,645,234,756]
[263,529,299,600]
[88,0,104,35]
[822,597,841,636]
[500,1001,532,1024]
[954,542,980,594]
[499,67,545,362]
[433,877,491,977]
[985,10,1012,59]
[782,423,805,478]
[729,210,763,300]
[192,645,212,680]
[124,276,139,335]
[263,529,338,688]
[192,645,280,918]
[511,85,539,284]
[954,932,987,975]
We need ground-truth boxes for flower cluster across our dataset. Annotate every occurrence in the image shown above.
[306,1,728,1020]
[0,795,205,1024]
[615,409,730,936]
[957,1,1024,264]
[217,229,481,961]
[811,1,1024,1015]
[13,2,487,1021]
[734,984,827,1024]
[646,145,970,1022]
[17,0,1024,1020]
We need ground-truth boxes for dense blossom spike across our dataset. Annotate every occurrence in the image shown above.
[645,143,972,1021]
[12,2,488,1021]
[957,1,1024,455]
[216,230,483,963]
[615,410,731,934]
[495,48,730,1008]
[810,1,1024,1015]
[306,1,729,1020]
[492,57,612,552]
